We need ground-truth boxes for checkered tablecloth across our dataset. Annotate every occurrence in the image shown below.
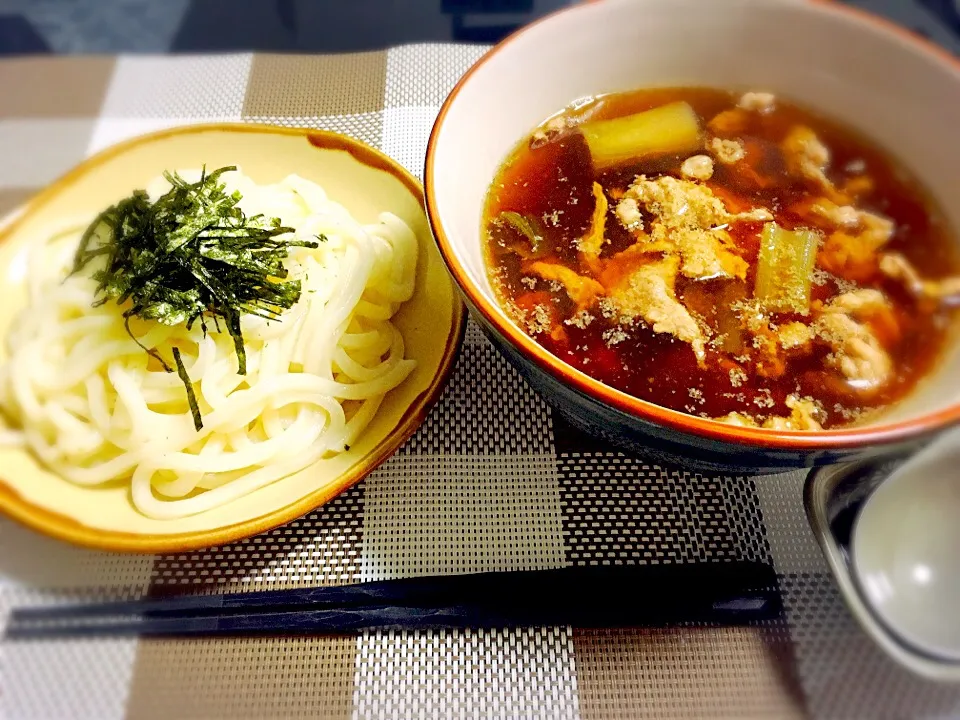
[1,46,960,720]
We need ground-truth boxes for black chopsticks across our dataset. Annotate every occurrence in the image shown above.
[6,561,781,638]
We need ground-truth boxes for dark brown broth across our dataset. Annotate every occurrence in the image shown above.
[483,87,960,428]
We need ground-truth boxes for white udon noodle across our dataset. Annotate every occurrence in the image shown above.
[0,169,418,520]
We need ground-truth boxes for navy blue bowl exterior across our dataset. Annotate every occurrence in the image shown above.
[464,300,930,474]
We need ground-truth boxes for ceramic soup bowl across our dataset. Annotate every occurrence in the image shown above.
[425,0,960,472]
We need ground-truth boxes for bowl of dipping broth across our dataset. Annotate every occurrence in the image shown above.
[425,0,960,473]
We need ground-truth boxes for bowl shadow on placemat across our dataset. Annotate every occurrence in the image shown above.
[572,623,806,715]
[142,484,368,595]
[0,484,366,597]
[0,518,148,601]
[551,410,707,470]
[546,412,807,712]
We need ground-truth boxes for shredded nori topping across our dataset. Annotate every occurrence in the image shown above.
[72,166,321,430]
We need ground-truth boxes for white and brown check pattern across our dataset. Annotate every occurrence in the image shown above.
[1,46,959,720]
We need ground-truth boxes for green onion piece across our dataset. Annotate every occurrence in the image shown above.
[497,211,546,253]
[579,101,702,170]
[754,222,820,315]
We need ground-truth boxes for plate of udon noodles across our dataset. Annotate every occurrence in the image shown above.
[0,124,464,552]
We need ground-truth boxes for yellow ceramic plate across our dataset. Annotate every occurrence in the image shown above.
[0,124,465,552]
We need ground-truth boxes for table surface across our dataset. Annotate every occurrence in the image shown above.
[1,9,960,720]
[0,0,958,55]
